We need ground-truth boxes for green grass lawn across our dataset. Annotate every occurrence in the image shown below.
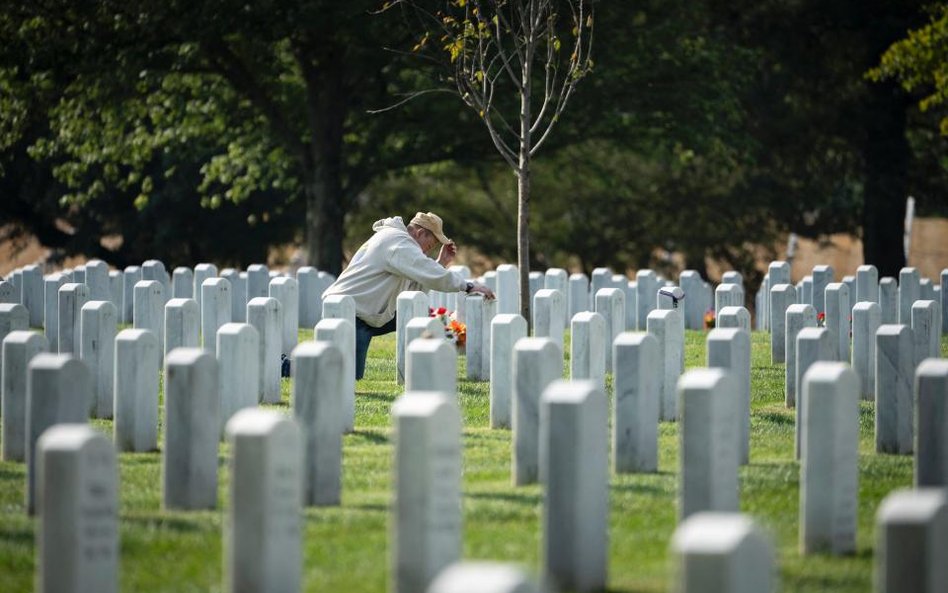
[1,329,946,593]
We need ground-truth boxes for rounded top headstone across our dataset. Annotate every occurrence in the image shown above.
[613,331,657,349]
[165,347,213,367]
[166,297,198,309]
[672,512,764,553]
[315,318,350,333]
[116,328,158,346]
[225,407,297,437]
[36,423,108,452]
[876,324,910,338]
[427,562,539,593]
[393,391,458,417]
[513,336,558,355]
[541,378,603,406]
[877,488,947,523]
[917,358,948,377]
[801,361,857,390]
[248,296,280,309]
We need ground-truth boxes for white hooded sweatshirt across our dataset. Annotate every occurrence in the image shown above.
[323,216,466,327]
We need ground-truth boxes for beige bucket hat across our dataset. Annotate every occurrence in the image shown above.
[410,211,452,245]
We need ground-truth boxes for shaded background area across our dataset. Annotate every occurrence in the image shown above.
[2,0,948,292]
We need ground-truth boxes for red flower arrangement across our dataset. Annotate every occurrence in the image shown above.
[429,307,466,347]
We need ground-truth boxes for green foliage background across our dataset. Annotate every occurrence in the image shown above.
[2,0,948,281]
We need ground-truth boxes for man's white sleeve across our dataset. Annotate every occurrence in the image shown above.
[387,242,467,293]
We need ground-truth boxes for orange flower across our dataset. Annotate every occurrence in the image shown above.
[449,320,467,347]
[703,309,716,330]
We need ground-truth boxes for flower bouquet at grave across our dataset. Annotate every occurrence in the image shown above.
[704,309,716,330]
[429,307,467,348]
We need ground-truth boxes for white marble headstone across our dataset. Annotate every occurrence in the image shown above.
[533,288,566,356]
[58,284,89,355]
[898,267,921,325]
[248,297,284,405]
[164,297,200,356]
[133,280,164,360]
[490,314,527,428]
[769,283,796,363]
[567,273,590,320]
[391,392,462,593]
[512,337,562,485]
[707,328,751,465]
[595,288,624,373]
[540,380,608,593]
[799,362,859,555]
[314,317,355,432]
[79,300,117,419]
[678,369,739,520]
[852,301,881,401]
[201,277,233,356]
[217,323,260,435]
[428,562,540,593]
[36,424,118,593]
[1,331,48,461]
[875,324,914,455]
[569,311,606,392]
[269,276,299,356]
[292,341,344,505]
[613,332,659,473]
[875,488,948,593]
[163,348,219,510]
[648,308,684,421]
[396,291,430,385]
[785,304,817,407]
[114,329,159,453]
[672,512,773,593]
[856,264,879,304]
[26,354,91,514]
[44,274,67,346]
[224,409,302,593]
[880,276,898,324]
[911,300,941,367]
[915,359,948,488]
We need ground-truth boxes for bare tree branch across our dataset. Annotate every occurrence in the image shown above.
[366,88,457,114]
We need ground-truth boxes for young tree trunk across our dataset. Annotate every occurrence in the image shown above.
[517,156,531,329]
[518,53,533,329]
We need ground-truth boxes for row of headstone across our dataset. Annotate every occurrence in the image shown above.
[469,265,718,336]
[28,361,945,593]
[5,288,351,493]
[427,514,777,593]
[25,292,936,590]
[4,260,336,343]
[763,263,943,405]
[766,264,947,331]
[31,407,312,593]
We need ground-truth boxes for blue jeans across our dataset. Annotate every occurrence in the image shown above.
[355,317,397,379]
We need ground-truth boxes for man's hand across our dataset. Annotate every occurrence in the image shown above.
[469,282,496,300]
[438,241,457,267]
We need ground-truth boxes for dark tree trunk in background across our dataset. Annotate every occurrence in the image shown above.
[301,45,348,276]
[305,173,345,277]
[862,82,910,279]
[861,0,917,279]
